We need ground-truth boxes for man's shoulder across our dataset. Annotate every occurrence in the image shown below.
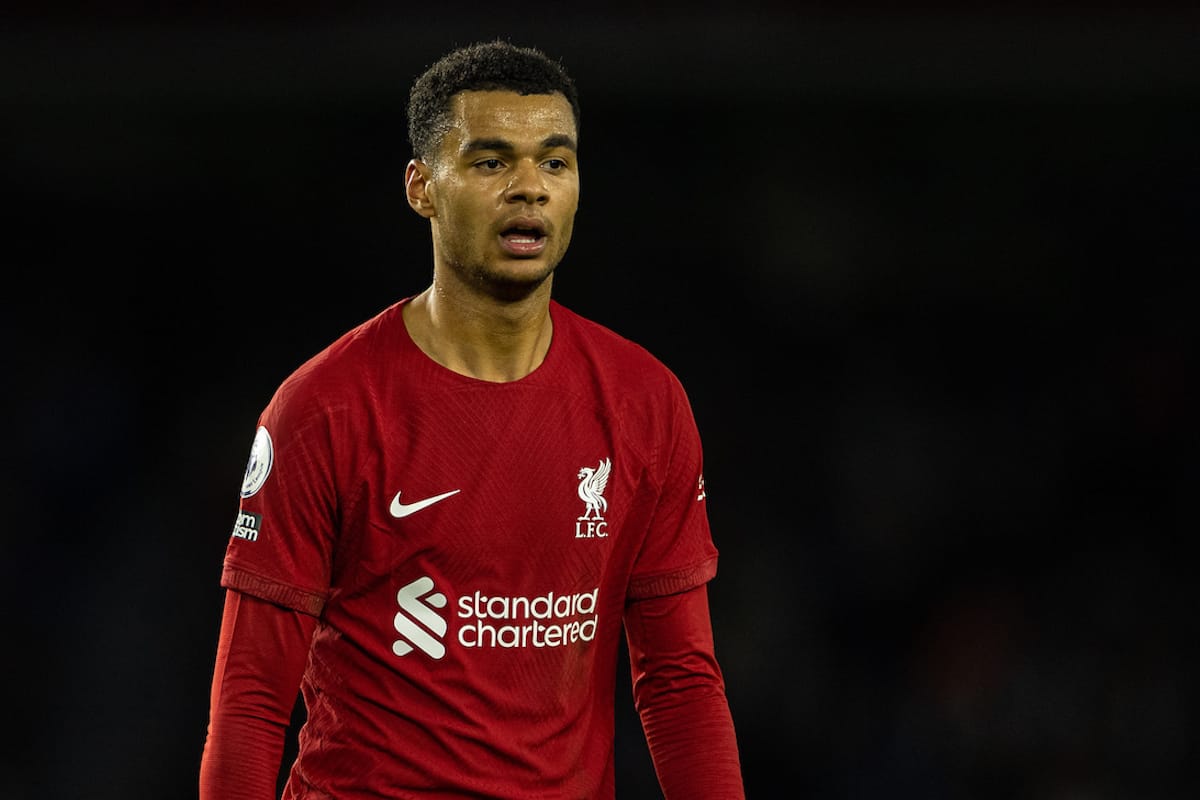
[552,301,661,365]
[550,300,682,393]
[279,300,407,396]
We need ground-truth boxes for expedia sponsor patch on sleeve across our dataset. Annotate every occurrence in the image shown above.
[231,510,263,542]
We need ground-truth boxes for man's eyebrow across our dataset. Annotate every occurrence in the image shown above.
[541,134,577,152]
[461,134,578,154]
[462,137,513,154]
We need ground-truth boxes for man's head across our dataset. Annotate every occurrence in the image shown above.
[407,40,581,162]
[403,42,582,300]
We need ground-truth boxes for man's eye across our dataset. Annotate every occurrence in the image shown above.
[479,158,503,169]
[544,159,566,170]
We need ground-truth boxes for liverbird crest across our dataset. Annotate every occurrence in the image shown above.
[576,458,612,521]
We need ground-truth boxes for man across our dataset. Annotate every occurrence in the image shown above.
[199,39,745,799]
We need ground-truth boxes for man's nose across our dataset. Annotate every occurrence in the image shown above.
[504,161,549,205]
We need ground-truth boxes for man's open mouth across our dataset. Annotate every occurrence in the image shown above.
[499,220,548,256]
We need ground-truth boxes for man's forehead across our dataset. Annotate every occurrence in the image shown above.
[450,90,576,134]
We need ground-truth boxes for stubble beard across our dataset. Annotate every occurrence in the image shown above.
[459,255,560,303]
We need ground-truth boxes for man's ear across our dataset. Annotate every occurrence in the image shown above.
[405,159,436,219]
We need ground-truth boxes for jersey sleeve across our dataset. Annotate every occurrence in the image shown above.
[199,590,318,800]
[220,367,344,616]
[626,373,719,600]
[625,585,745,798]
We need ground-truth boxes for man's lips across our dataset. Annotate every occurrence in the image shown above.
[498,218,548,257]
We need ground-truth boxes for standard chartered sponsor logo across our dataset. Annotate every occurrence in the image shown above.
[393,576,449,659]
[457,588,599,648]
[391,577,599,659]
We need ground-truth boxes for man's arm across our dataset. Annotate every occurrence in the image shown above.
[199,589,317,800]
[625,584,745,799]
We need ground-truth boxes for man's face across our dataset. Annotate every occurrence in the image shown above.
[420,90,580,294]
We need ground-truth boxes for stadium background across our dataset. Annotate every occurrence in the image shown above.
[2,3,1195,798]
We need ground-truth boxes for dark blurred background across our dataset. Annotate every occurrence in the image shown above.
[2,2,1196,798]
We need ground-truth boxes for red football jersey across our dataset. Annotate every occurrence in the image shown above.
[221,297,719,799]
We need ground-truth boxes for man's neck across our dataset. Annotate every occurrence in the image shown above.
[401,281,554,383]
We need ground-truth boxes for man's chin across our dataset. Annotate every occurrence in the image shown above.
[476,262,556,302]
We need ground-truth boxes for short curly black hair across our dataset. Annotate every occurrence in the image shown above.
[407,40,581,161]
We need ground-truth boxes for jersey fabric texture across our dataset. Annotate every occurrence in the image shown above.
[220,297,720,799]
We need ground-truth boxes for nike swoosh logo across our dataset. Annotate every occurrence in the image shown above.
[389,488,460,518]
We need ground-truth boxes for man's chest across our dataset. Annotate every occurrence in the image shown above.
[341,390,652,585]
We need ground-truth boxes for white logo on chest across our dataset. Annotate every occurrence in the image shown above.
[389,488,460,518]
[393,576,448,659]
[575,457,611,538]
